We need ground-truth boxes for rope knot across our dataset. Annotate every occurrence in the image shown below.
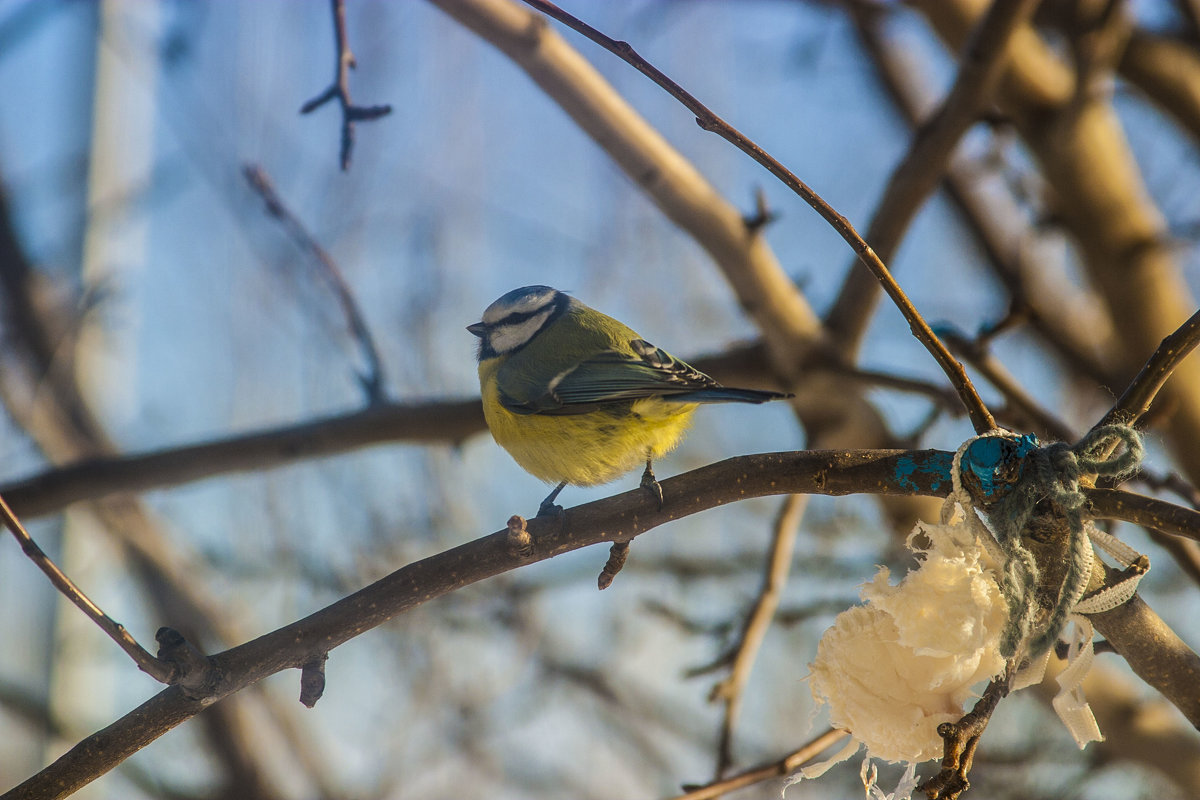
[952,425,1144,660]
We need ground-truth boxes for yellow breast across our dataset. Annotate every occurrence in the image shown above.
[479,364,696,487]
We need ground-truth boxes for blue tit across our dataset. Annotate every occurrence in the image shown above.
[468,285,791,515]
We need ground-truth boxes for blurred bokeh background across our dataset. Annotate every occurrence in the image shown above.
[2,1,1200,798]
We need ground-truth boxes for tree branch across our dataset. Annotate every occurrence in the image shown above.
[243,163,387,401]
[919,673,1012,800]
[670,728,849,800]
[825,0,1042,354]
[914,0,1200,490]
[1099,306,1200,429]
[299,0,392,171]
[7,448,1199,797]
[709,494,807,777]
[0,493,174,684]
[1119,29,1200,146]
[514,0,996,433]
[0,450,949,799]
[0,398,484,519]
[846,0,1117,386]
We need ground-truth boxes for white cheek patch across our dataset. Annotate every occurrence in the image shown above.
[489,309,553,353]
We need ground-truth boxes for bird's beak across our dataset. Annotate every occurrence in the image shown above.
[467,322,486,338]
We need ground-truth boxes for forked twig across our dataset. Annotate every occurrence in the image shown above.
[518,0,996,434]
[919,672,1011,800]
[300,0,392,170]
[0,493,174,684]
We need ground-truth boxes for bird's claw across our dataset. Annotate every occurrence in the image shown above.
[536,500,564,519]
[537,481,568,519]
[640,462,663,510]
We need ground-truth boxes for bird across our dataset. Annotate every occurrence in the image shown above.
[468,285,792,516]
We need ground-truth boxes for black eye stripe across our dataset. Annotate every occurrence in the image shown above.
[496,305,554,327]
[491,293,568,331]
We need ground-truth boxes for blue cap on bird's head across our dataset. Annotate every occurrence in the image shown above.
[487,286,559,321]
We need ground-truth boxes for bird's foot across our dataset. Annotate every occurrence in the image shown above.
[536,481,568,519]
[536,500,564,519]
[640,462,663,511]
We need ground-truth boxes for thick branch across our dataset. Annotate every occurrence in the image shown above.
[1090,585,1200,728]
[7,449,1198,797]
[1,398,485,519]
[1085,487,1200,543]
[1119,29,1200,146]
[0,450,948,799]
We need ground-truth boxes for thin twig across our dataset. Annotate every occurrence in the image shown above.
[938,327,1077,441]
[670,728,848,800]
[243,164,387,402]
[517,0,995,434]
[1098,307,1200,429]
[300,0,392,170]
[919,672,1012,799]
[825,0,1042,354]
[848,0,1115,386]
[0,493,174,684]
[709,494,807,778]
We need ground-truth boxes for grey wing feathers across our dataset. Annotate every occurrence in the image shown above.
[501,338,721,415]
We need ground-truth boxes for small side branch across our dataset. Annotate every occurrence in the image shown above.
[671,728,849,800]
[709,494,806,777]
[300,0,392,170]
[243,164,387,402]
[1099,306,1200,429]
[0,493,174,684]
[919,672,1011,800]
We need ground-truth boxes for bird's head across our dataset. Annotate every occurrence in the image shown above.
[468,285,570,360]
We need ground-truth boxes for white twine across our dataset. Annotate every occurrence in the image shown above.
[1049,521,1147,748]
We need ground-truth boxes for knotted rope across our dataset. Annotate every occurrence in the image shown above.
[950,425,1144,659]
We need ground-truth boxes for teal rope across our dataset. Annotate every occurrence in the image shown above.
[980,425,1143,658]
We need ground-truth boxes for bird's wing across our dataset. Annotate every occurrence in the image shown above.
[501,339,719,415]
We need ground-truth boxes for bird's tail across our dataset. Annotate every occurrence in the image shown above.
[665,388,793,405]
